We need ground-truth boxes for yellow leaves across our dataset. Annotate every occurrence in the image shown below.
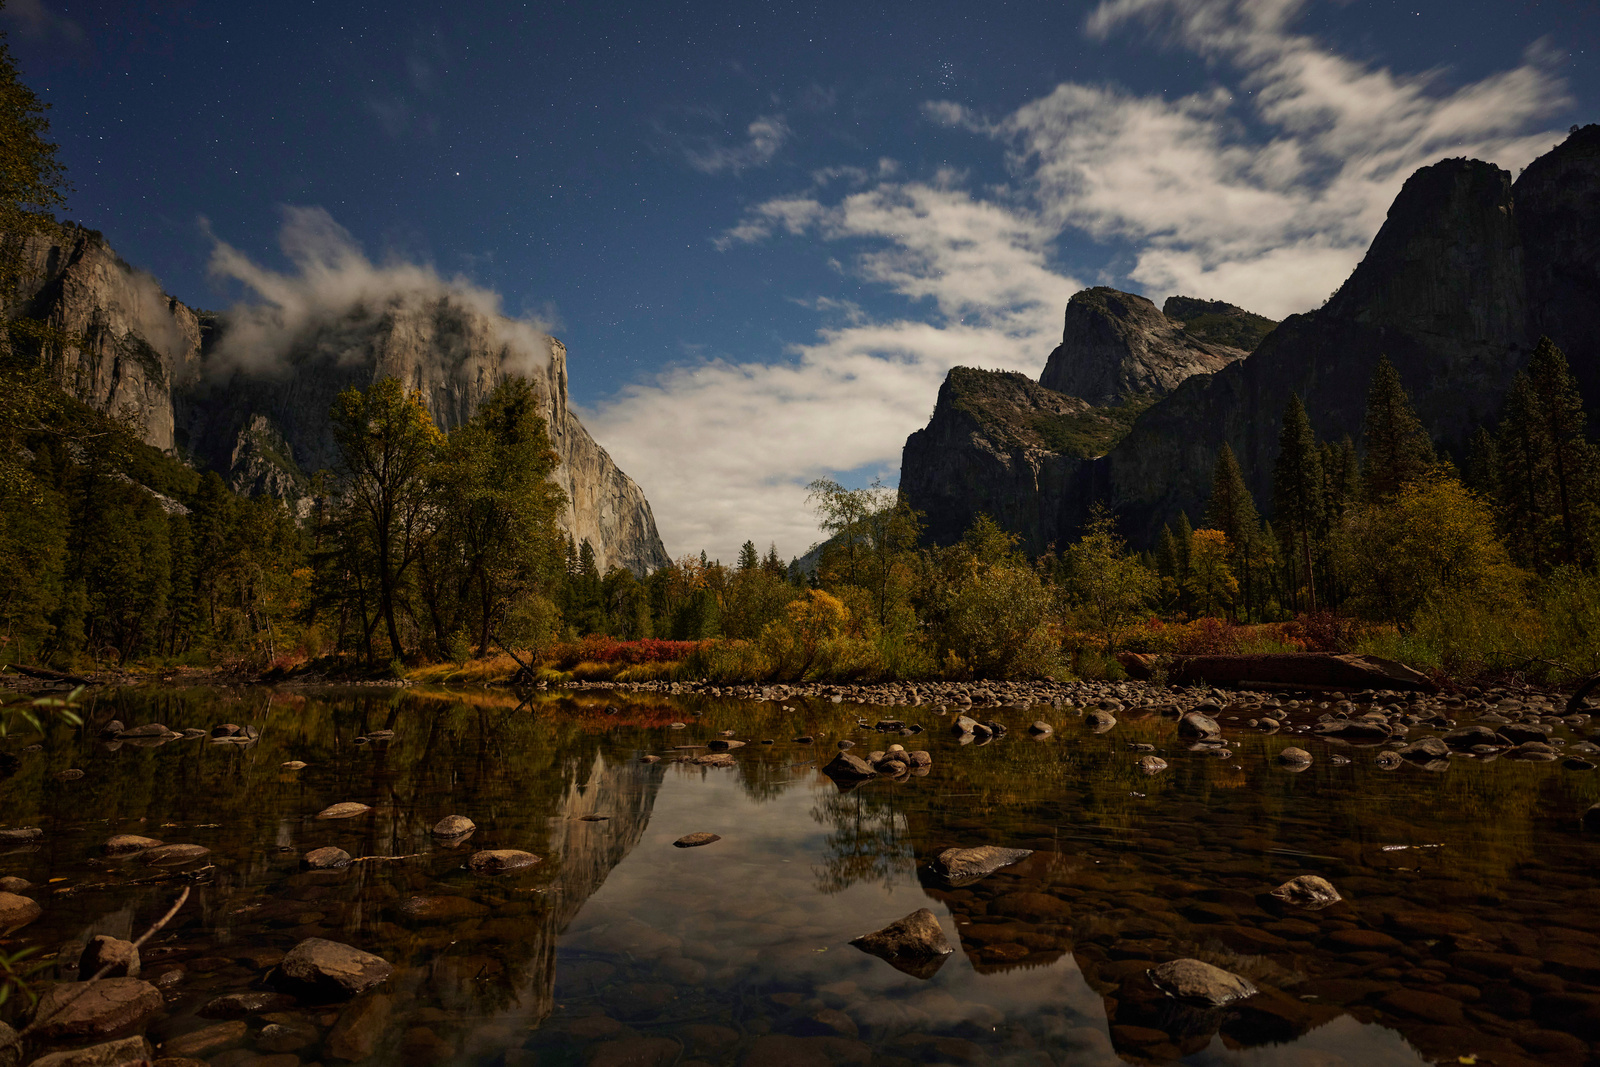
[1185,528,1238,618]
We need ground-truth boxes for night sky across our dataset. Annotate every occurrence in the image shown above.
[12,0,1599,559]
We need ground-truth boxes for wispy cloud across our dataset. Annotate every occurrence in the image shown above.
[592,0,1567,561]
[1,0,83,44]
[681,114,792,175]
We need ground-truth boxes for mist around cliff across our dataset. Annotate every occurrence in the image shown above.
[203,206,555,381]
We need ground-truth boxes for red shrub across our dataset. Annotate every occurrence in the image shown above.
[547,636,701,668]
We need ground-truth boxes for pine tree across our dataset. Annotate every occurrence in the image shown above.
[1529,336,1598,565]
[1465,427,1499,498]
[1173,511,1194,614]
[1273,394,1324,611]
[1205,444,1261,620]
[1494,338,1600,568]
[737,540,759,572]
[1361,355,1436,501]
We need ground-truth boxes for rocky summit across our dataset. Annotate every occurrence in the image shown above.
[903,125,1600,548]
[1038,287,1265,407]
[8,226,669,575]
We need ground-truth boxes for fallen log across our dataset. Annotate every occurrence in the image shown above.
[1116,652,1436,693]
[5,662,95,686]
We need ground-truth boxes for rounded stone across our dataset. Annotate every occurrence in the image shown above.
[1147,958,1257,1006]
[431,815,475,838]
[281,761,307,770]
[1269,875,1342,910]
[301,846,352,871]
[315,802,372,820]
[0,890,41,929]
[103,834,162,855]
[673,832,721,848]
[26,977,164,1041]
[276,938,393,1000]
[1277,747,1313,766]
[1137,756,1168,775]
[144,843,210,866]
[467,849,541,874]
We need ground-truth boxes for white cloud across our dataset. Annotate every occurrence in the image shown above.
[683,114,792,175]
[593,0,1568,562]
[205,206,552,380]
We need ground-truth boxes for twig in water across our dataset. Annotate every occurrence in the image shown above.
[22,887,190,1034]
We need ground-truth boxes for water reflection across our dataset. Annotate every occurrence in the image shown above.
[0,686,1596,1066]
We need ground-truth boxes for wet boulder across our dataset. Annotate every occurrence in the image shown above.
[468,850,541,874]
[1504,741,1559,761]
[276,938,393,1000]
[1028,721,1053,737]
[1177,712,1221,740]
[1137,756,1168,775]
[848,908,953,979]
[1085,710,1117,731]
[431,815,475,838]
[78,935,140,980]
[1314,719,1391,741]
[1500,722,1552,745]
[822,751,877,783]
[0,891,41,929]
[25,1036,152,1067]
[1276,747,1313,767]
[1269,875,1342,910]
[1397,736,1450,761]
[103,835,161,856]
[1147,958,1258,1006]
[301,846,352,871]
[1444,725,1500,749]
[26,977,164,1041]
[315,802,372,820]
[673,833,721,848]
[929,845,1033,887]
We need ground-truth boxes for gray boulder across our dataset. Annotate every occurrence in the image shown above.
[849,908,953,979]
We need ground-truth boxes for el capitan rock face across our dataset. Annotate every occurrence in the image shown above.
[905,126,1600,549]
[6,227,669,575]
[1039,287,1257,406]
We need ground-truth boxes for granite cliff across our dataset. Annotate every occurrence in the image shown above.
[8,225,670,575]
[903,125,1600,550]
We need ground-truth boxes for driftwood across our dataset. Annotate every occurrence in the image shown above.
[1567,673,1600,715]
[5,663,94,686]
[1117,652,1437,693]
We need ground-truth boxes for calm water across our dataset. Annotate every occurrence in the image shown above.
[2,686,1599,1067]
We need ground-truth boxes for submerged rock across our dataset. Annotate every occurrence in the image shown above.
[1270,875,1342,910]
[1147,958,1258,1006]
[930,845,1033,887]
[1028,721,1053,737]
[281,760,308,770]
[144,843,210,866]
[848,907,953,979]
[198,991,298,1018]
[277,938,393,1000]
[673,832,721,848]
[1276,747,1313,767]
[1137,755,1168,775]
[0,827,41,844]
[27,977,164,1040]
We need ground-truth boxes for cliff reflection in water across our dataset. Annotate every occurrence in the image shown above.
[1,687,1598,1066]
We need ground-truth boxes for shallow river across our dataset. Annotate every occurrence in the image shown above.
[2,686,1599,1067]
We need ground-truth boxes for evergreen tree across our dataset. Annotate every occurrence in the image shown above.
[1205,444,1260,619]
[761,543,786,580]
[1273,394,1324,611]
[1496,338,1600,568]
[1361,355,1436,501]
[1465,427,1499,498]
[737,540,759,572]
